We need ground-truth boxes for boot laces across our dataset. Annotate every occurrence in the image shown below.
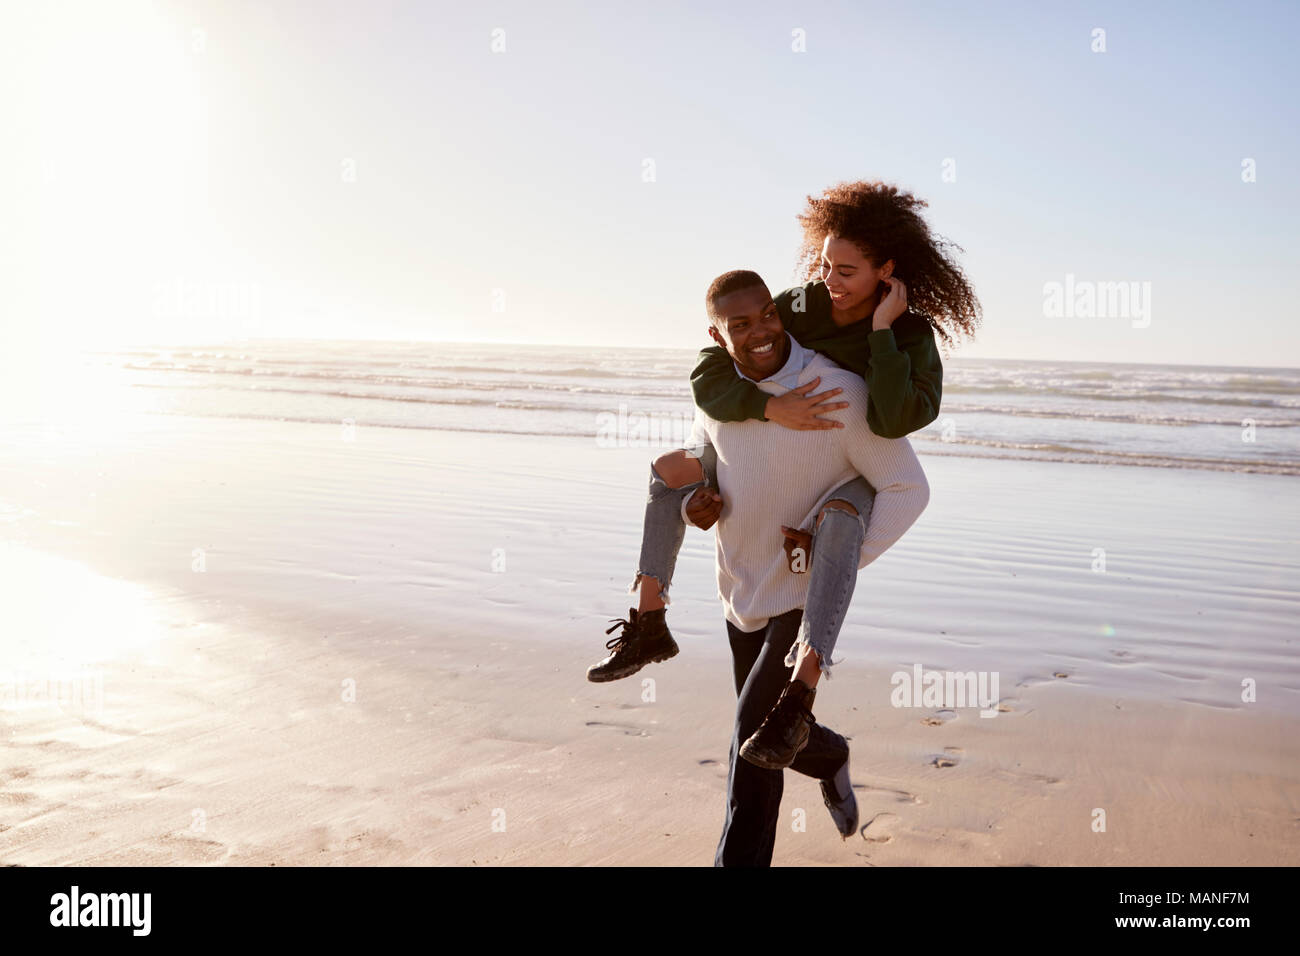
[604,615,637,652]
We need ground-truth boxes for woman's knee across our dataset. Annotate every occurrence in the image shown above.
[815,498,858,529]
[652,449,705,489]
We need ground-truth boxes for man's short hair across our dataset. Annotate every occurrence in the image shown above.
[705,270,768,324]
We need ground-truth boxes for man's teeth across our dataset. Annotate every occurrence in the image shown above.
[752,343,774,353]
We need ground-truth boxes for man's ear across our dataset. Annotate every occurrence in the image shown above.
[707,324,725,348]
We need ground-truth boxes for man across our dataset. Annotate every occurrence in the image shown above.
[681,270,929,866]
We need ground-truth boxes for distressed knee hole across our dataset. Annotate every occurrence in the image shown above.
[816,498,859,528]
[652,449,705,489]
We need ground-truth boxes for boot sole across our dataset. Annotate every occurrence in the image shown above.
[585,644,679,683]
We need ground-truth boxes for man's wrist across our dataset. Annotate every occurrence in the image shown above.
[680,492,695,527]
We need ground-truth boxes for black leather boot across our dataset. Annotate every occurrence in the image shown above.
[739,679,817,769]
[585,608,679,683]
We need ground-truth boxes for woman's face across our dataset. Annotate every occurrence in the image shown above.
[820,235,893,313]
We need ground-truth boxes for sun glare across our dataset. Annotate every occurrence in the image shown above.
[14,2,211,351]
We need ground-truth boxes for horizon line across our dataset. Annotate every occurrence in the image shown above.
[80,335,1300,373]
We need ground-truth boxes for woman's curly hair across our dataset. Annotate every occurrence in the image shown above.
[795,180,982,350]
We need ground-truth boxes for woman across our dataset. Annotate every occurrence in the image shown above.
[588,179,981,823]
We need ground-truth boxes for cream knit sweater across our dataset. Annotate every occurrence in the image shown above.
[685,335,929,632]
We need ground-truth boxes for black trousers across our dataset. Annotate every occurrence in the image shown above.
[714,608,850,867]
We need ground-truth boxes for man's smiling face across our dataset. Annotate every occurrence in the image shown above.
[708,284,788,381]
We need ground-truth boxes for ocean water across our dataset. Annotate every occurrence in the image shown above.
[34,339,1300,475]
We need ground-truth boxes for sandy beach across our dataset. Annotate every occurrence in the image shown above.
[1,412,1297,866]
[6,0,1300,892]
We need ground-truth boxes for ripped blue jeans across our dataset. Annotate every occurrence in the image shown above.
[630,443,876,680]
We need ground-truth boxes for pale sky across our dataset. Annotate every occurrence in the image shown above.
[3,0,1298,367]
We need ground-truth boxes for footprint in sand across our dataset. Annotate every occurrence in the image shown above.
[929,752,960,768]
[991,767,1062,787]
[585,720,648,737]
[854,783,921,805]
[921,709,958,726]
[80,717,144,737]
[1015,675,1052,689]
[30,738,85,754]
[860,811,900,843]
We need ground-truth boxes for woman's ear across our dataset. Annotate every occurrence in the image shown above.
[880,259,896,279]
